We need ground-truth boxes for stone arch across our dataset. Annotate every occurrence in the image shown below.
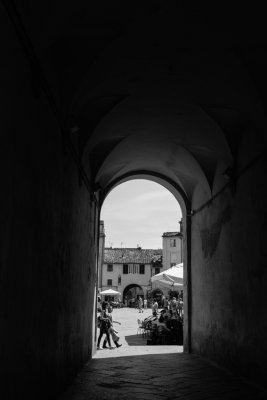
[123,284,144,307]
[99,172,191,350]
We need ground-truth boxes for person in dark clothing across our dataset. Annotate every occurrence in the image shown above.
[97,309,112,349]
[102,300,108,310]
[103,306,122,349]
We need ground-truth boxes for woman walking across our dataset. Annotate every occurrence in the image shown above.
[103,306,122,348]
[97,307,112,350]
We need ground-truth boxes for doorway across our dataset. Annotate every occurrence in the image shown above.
[96,177,190,351]
[123,284,144,307]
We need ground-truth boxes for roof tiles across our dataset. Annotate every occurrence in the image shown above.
[104,248,162,264]
[162,232,182,237]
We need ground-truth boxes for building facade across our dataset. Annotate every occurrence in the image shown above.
[98,221,183,302]
[162,231,183,270]
[100,247,162,302]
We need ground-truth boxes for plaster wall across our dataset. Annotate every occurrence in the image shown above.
[101,263,151,295]
[190,128,267,385]
[0,9,96,399]
[162,236,183,269]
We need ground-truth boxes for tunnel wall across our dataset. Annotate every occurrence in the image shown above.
[0,8,96,399]
[191,129,267,386]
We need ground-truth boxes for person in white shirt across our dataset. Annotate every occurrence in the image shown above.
[152,298,158,316]
[138,296,143,313]
[170,297,177,316]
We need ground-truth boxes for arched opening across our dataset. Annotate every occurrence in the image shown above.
[96,176,189,351]
[123,284,144,307]
[2,2,267,397]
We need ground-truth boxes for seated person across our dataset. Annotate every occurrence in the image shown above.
[152,315,171,333]
[150,315,171,344]
[158,309,167,323]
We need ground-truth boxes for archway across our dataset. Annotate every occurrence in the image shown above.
[98,174,190,350]
[123,284,144,307]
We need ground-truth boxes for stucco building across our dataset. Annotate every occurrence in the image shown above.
[162,231,183,269]
[98,221,184,302]
[99,244,162,302]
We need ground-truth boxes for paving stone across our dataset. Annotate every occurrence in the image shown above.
[59,308,267,400]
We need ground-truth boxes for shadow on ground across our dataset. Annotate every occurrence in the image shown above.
[58,353,267,400]
[124,334,148,346]
[125,334,180,347]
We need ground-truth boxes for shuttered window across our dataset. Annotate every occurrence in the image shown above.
[123,264,128,274]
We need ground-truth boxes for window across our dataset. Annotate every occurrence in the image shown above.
[170,239,176,247]
[139,264,145,274]
[155,267,160,274]
[107,279,112,286]
[107,264,113,272]
[118,275,121,285]
[133,265,138,274]
[123,264,128,274]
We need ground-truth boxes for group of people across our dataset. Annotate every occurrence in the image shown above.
[163,295,183,318]
[143,297,184,345]
[97,301,122,350]
[137,296,148,313]
[136,295,183,318]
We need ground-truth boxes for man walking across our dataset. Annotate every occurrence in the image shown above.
[152,298,158,316]
[144,298,147,309]
[138,296,143,313]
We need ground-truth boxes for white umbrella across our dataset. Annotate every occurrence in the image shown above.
[154,279,183,289]
[99,289,121,295]
[151,263,183,285]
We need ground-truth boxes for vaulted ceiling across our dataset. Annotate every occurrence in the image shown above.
[10,0,267,204]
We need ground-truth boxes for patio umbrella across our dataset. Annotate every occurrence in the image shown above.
[151,263,183,285]
[153,279,183,289]
[99,289,121,296]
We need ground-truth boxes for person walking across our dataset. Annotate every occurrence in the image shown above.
[170,296,177,317]
[163,295,169,310]
[103,306,122,348]
[97,307,112,350]
[138,296,143,313]
[152,298,158,316]
[144,298,147,309]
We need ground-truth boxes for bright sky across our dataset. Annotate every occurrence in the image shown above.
[100,179,182,249]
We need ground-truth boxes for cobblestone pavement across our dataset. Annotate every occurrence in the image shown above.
[59,308,267,400]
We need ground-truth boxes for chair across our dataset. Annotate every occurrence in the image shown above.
[143,319,152,338]
[137,319,144,335]
[140,320,148,337]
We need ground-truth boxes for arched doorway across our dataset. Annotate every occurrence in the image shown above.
[123,284,144,308]
[98,173,190,350]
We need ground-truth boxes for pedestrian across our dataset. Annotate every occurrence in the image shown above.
[97,307,112,350]
[177,298,183,318]
[163,295,169,310]
[170,296,177,316]
[103,306,122,348]
[102,299,108,311]
[144,298,147,309]
[138,296,143,313]
[152,298,158,316]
